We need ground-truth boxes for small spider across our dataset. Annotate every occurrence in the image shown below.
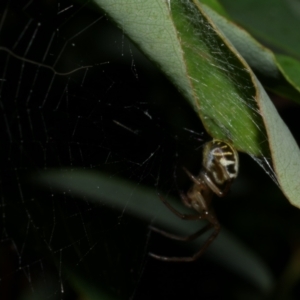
[149,139,239,262]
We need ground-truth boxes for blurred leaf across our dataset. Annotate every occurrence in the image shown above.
[275,245,300,299]
[68,271,118,300]
[36,169,274,294]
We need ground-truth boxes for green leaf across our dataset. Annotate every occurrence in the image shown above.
[219,0,300,58]
[94,0,268,155]
[92,1,300,206]
[201,4,300,103]
[276,54,300,95]
[199,0,229,17]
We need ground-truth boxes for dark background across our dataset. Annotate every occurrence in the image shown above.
[1,1,300,299]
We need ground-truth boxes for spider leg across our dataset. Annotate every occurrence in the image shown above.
[182,167,202,185]
[149,223,220,262]
[190,224,220,261]
[149,223,213,242]
[203,171,232,197]
[179,190,192,209]
[158,194,203,220]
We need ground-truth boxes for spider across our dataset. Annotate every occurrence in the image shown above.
[149,139,239,262]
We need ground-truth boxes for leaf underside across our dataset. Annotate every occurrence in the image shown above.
[93,0,300,205]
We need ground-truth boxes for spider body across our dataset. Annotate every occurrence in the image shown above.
[149,139,238,262]
[202,140,238,196]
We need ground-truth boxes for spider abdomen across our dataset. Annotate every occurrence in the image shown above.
[202,140,238,193]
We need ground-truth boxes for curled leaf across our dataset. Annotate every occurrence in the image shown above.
[93,0,300,207]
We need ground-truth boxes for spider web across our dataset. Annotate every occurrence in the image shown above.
[0,0,211,298]
[0,0,276,299]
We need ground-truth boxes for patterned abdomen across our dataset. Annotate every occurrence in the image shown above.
[202,140,238,192]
